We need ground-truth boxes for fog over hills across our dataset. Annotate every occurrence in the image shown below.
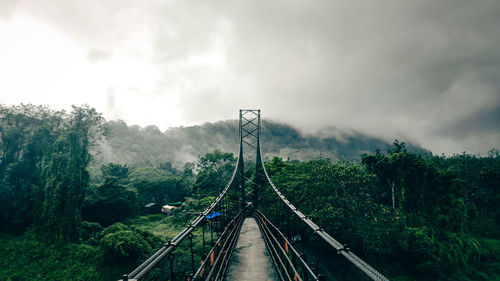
[93,119,428,169]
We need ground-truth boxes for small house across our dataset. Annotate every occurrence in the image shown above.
[161,204,177,213]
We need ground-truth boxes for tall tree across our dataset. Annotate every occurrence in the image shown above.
[41,105,105,241]
[0,104,62,232]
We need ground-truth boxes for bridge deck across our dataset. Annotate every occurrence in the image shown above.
[226,218,278,281]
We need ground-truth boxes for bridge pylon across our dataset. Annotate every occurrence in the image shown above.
[238,109,262,209]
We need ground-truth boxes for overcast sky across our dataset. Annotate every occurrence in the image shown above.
[0,0,499,154]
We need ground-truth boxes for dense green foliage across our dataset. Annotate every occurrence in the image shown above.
[262,142,500,280]
[82,177,137,227]
[98,223,164,262]
[0,223,165,280]
[0,232,101,280]
[0,104,105,240]
[193,150,236,196]
[41,106,106,242]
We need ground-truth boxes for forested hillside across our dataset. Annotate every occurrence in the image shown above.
[0,104,498,281]
[94,119,427,170]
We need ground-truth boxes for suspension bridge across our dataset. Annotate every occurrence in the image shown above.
[120,110,390,281]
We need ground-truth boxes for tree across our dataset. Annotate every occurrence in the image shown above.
[135,177,187,204]
[129,166,188,204]
[99,223,163,263]
[100,163,129,185]
[157,161,179,176]
[193,150,235,196]
[40,105,105,242]
[362,141,428,226]
[82,178,136,226]
[129,166,164,184]
[0,104,63,232]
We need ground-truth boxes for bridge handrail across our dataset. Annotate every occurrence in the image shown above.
[127,143,243,280]
[258,147,390,281]
[253,209,317,281]
[195,211,245,280]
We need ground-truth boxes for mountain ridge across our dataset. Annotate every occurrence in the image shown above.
[93,119,429,169]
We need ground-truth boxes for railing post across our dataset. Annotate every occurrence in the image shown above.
[210,219,214,245]
[300,253,308,281]
[189,233,195,273]
[343,258,347,281]
[168,253,176,281]
[315,245,320,276]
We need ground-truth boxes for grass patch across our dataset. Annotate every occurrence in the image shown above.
[0,233,102,280]
[126,213,190,238]
[0,232,148,280]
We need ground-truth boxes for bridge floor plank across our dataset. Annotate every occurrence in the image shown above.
[226,218,279,281]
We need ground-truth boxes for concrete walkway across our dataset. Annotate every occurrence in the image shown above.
[226,218,279,281]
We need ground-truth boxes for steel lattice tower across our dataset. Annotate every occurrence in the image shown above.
[238,109,262,209]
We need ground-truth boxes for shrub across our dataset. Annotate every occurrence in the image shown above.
[99,223,163,263]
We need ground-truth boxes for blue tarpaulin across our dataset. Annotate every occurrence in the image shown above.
[206,211,221,219]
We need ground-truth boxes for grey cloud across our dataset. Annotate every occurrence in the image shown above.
[106,87,115,112]
[150,1,225,64]
[10,0,155,50]
[0,0,18,19]
[104,86,125,122]
[87,48,111,62]
[438,103,500,138]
